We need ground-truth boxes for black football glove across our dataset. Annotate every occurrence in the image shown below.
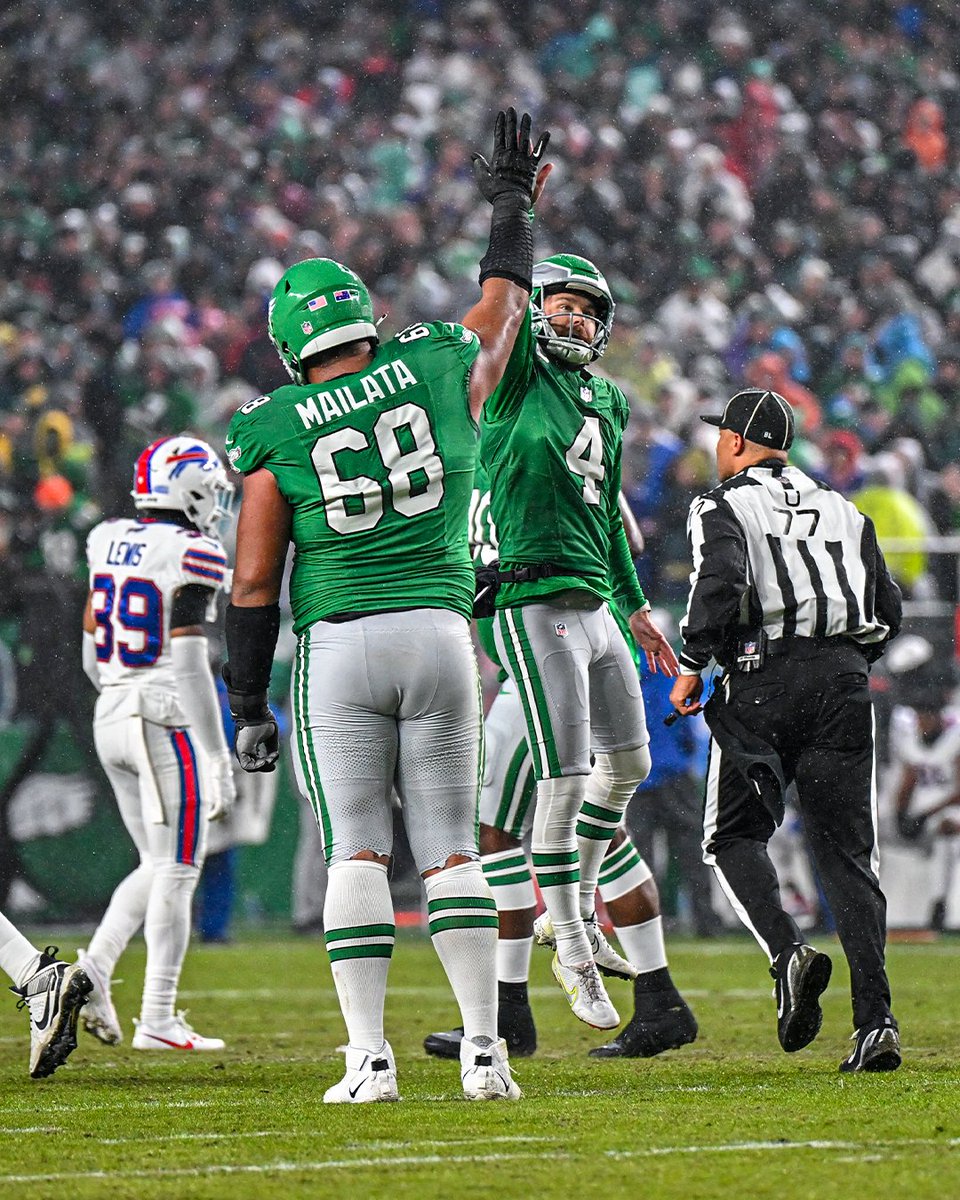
[472,107,549,207]
[224,667,279,773]
[473,562,501,619]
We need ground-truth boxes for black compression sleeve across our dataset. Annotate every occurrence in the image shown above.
[224,602,280,696]
[171,584,213,630]
[478,193,534,292]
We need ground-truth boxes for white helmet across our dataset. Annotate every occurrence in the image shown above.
[131,435,235,537]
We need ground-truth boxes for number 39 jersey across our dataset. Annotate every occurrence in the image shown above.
[225,321,481,633]
[86,518,228,719]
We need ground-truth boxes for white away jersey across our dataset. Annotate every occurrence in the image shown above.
[889,705,960,818]
[87,518,227,716]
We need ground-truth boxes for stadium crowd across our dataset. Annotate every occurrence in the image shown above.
[3,0,960,610]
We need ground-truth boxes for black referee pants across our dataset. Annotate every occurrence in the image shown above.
[702,640,894,1030]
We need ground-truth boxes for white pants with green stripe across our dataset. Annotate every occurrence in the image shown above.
[291,610,483,873]
[494,601,649,779]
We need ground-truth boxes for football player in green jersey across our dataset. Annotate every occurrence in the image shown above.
[479,253,682,1030]
[223,109,550,1103]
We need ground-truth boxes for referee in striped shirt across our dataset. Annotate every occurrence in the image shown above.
[669,389,903,1073]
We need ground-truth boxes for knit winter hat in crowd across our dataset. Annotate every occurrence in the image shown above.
[701,388,795,450]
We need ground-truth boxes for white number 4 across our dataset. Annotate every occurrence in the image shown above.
[565,417,605,505]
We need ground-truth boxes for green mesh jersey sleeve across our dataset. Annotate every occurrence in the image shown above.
[605,383,648,613]
[608,438,647,614]
[225,393,279,475]
[482,307,535,423]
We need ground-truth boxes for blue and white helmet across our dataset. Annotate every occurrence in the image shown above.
[132,435,235,537]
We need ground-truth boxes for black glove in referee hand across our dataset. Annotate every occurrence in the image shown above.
[472,107,551,207]
[224,669,279,773]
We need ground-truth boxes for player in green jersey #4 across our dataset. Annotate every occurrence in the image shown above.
[426,467,697,1059]
[223,108,550,1104]
[479,253,687,1032]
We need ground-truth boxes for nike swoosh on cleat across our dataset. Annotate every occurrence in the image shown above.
[348,1079,367,1099]
[557,975,578,1003]
[32,988,55,1033]
[144,1033,195,1049]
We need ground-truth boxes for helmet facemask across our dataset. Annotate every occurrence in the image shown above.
[531,254,614,367]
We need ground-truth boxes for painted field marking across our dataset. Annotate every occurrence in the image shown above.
[96,1132,548,1149]
[2,1138,959,1185]
[606,1137,960,1159]
[0,1127,63,1135]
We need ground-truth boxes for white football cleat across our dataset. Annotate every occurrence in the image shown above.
[552,954,620,1029]
[460,1035,521,1100]
[132,1012,225,1051]
[13,948,92,1079]
[534,912,637,980]
[324,1041,399,1103]
[76,950,122,1045]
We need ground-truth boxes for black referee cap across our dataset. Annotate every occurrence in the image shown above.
[700,389,795,451]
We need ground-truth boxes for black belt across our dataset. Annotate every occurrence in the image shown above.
[495,563,565,583]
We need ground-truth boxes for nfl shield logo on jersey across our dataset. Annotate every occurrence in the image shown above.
[554,622,568,638]
[580,386,593,403]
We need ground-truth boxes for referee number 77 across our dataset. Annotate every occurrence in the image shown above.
[774,507,820,537]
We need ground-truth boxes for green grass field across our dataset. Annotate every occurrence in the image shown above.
[0,931,957,1199]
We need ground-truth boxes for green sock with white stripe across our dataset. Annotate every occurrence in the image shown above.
[598,836,654,904]
[425,861,499,1041]
[597,836,668,973]
[324,860,395,1052]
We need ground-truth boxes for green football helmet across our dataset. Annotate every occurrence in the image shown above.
[268,258,378,384]
[531,253,614,366]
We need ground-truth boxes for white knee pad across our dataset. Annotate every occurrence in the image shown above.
[598,746,651,790]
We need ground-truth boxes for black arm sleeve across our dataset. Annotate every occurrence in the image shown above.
[223,602,280,698]
[171,584,214,630]
[678,495,750,673]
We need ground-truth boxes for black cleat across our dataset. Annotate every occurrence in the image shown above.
[839,1020,901,1073]
[423,998,538,1060]
[772,943,833,1053]
[590,982,697,1058]
[423,1025,464,1060]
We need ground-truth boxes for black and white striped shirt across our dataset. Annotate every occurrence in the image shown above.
[678,460,902,674]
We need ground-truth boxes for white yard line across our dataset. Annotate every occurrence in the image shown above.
[1,1136,957,1183]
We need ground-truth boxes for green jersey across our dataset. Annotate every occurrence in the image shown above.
[226,321,481,634]
[479,311,646,612]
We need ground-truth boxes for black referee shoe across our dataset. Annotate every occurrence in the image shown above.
[771,943,833,1053]
[839,1020,901,1073]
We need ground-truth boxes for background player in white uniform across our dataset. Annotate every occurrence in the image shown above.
[0,921,90,1078]
[79,436,235,1051]
[891,690,960,930]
